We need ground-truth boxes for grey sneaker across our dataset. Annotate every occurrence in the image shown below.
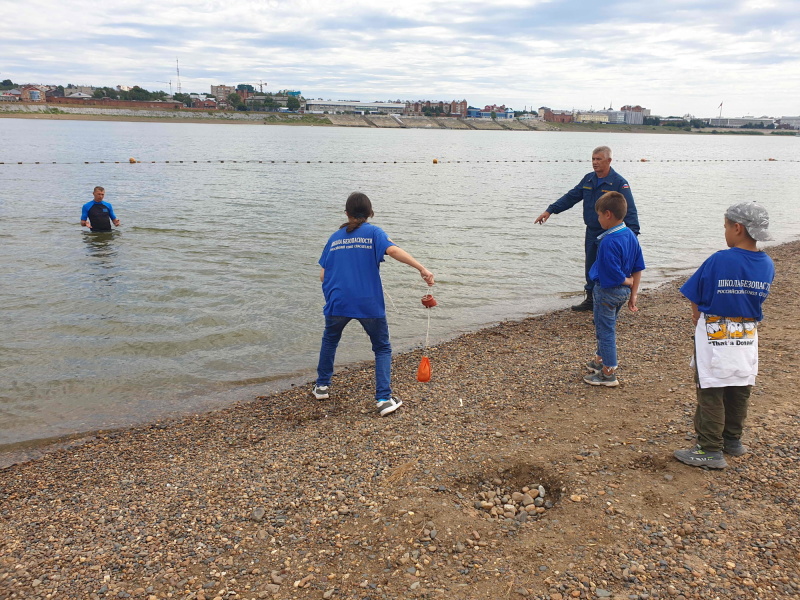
[376,397,402,416]
[674,445,728,469]
[583,371,618,387]
[723,438,748,456]
[312,385,330,400]
[586,359,603,373]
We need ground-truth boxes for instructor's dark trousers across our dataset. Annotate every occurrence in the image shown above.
[584,228,602,293]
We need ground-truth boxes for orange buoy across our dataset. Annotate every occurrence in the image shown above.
[417,356,431,382]
[129,157,137,163]
[432,158,438,164]
[421,294,437,308]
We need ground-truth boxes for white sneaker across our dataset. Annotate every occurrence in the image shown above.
[376,397,402,416]
[312,385,330,400]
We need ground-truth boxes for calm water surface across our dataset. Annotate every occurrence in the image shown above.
[1,119,798,445]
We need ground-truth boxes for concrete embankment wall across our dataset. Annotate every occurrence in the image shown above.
[434,118,472,130]
[326,115,372,127]
[397,116,443,129]
[503,119,533,131]
[0,103,275,122]
[364,115,404,128]
[463,118,505,130]
[2,103,550,131]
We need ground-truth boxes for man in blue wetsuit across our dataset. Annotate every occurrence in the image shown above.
[535,146,640,311]
[81,186,120,232]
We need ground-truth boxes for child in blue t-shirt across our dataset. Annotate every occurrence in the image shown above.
[583,191,645,387]
[313,192,434,416]
[674,202,775,470]
[80,186,120,232]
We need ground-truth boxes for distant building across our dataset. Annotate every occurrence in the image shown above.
[192,97,217,109]
[466,104,515,119]
[211,85,236,101]
[540,107,573,123]
[20,85,46,102]
[0,89,21,102]
[48,96,183,110]
[575,112,609,124]
[708,116,775,128]
[304,100,407,114]
[602,110,626,124]
[406,99,468,117]
[64,85,96,96]
[778,116,800,129]
[620,105,648,125]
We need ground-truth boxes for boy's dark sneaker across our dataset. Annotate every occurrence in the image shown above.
[312,385,330,400]
[583,371,619,387]
[376,397,402,416]
[674,445,728,469]
[723,439,748,456]
[586,359,603,373]
[571,296,593,312]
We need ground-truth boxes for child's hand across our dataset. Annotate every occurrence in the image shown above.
[628,293,638,312]
[420,269,435,286]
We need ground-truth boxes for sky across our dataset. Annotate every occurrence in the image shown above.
[3,0,799,118]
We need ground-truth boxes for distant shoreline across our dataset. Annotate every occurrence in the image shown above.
[1,107,794,135]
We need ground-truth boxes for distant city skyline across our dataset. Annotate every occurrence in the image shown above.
[3,0,799,118]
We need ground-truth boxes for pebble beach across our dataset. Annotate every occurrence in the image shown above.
[1,241,798,600]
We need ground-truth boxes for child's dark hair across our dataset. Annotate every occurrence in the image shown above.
[341,192,375,233]
[595,191,627,220]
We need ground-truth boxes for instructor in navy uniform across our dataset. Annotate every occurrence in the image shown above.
[535,146,640,311]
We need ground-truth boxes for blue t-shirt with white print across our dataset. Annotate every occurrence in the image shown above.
[319,223,396,318]
[588,225,645,289]
[680,248,774,320]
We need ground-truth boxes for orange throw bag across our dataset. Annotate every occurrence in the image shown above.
[417,356,431,382]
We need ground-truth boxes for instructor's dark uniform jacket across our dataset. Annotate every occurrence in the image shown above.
[546,167,640,291]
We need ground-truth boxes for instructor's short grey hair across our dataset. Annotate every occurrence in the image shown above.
[592,146,612,158]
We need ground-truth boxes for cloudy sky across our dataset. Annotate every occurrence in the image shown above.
[3,0,799,117]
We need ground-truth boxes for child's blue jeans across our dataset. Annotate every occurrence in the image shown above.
[316,316,392,400]
[592,285,631,369]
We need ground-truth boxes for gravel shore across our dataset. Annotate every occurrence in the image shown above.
[2,241,798,600]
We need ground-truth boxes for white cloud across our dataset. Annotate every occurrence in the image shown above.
[2,0,799,116]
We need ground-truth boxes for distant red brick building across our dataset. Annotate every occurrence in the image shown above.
[21,85,46,103]
[540,107,573,123]
[406,99,468,116]
[192,98,217,109]
[47,97,183,110]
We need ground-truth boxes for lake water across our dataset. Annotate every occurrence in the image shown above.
[1,118,798,446]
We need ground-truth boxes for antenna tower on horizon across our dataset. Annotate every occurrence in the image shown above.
[176,59,181,95]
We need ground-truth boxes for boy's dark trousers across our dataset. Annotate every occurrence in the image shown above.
[693,364,751,451]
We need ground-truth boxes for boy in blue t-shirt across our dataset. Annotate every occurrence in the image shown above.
[583,191,645,387]
[314,192,434,416]
[80,186,120,232]
[674,202,775,469]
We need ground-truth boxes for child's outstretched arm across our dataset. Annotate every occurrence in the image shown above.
[386,245,434,286]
